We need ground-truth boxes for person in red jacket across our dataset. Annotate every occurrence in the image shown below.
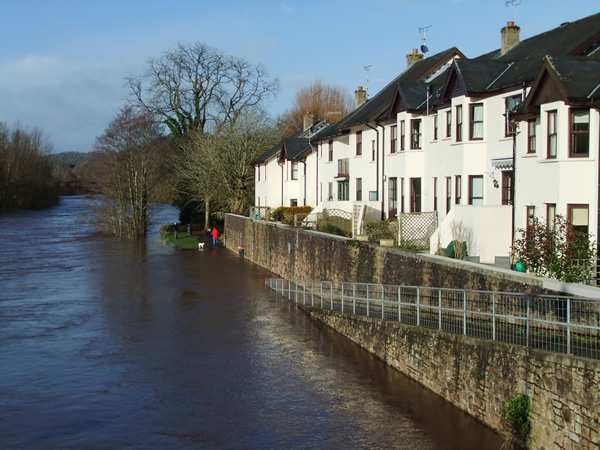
[211,227,220,247]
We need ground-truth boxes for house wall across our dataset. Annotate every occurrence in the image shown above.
[514,102,599,240]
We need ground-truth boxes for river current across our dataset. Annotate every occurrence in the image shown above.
[0,196,502,448]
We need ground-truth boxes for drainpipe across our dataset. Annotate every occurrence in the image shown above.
[278,158,284,207]
[379,121,386,220]
[301,160,307,206]
[366,122,379,205]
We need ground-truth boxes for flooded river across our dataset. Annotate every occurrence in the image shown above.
[0,196,503,448]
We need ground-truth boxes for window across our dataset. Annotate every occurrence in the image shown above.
[356,178,362,201]
[526,206,536,231]
[338,180,349,201]
[570,109,589,157]
[390,125,397,153]
[337,158,349,176]
[388,177,398,219]
[433,115,438,141]
[411,119,422,149]
[502,171,513,205]
[290,199,298,207]
[400,120,406,150]
[328,139,333,162]
[371,140,376,161]
[257,165,260,181]
[446,110,452,138]
[469,175,483,205]
[328,182,333,201]
[568,204,589,234]
[470,104,484,140]
[547,111,557,159]
[455,105,463,142]
[527,120,536,154]
[400,178,405,213]
[410,178,421,212]
[446,177,452,213]
[433,177,438,212]
[356,131,362,156]
[455,175,461,204]
[546,203,556,232]
[291,161,298,180]
[505,95,521,136]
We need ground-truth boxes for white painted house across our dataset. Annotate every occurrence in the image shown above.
[253,12,600,266]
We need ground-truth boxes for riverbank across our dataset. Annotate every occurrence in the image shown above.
[160,223,222,249]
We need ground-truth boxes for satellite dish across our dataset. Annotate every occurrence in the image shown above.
[421,44,429,54]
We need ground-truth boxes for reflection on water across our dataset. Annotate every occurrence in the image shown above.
[0,197,502,448]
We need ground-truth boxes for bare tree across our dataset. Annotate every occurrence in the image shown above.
[0,122,57,209]
[127,42,280,137]
[280,79,353,137]
[92,107,167,238]
[174,109,279,224]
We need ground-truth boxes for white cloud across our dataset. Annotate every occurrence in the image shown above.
[279,4,296,14]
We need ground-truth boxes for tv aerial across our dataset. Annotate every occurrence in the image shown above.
[506,0,522,24]
[411,26,432,54]
[364,65,372,95]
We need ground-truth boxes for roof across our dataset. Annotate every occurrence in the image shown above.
[546,56,600,101]
[474,13,600,89]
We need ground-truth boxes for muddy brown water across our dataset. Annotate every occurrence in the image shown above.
[0,196,503,448]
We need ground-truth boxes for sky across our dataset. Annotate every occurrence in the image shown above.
[0,0,598,153]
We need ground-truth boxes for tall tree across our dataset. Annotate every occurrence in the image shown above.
[127,42,280,138]
[280,79,353,137]
[0,122,58,209]
[92,106,167,238]
[174,109,279,224]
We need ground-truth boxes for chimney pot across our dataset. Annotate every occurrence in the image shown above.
[507,21,514,27]
[412,48,418,55]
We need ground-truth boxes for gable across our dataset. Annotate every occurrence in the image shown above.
[441,65,467,103]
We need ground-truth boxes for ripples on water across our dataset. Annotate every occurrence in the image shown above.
[0,197,502,449]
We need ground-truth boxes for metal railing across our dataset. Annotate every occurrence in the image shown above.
[265,278,600,360]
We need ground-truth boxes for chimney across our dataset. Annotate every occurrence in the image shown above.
[406,48,424,68]
[501,21,520,55]
[303,109,314,130]
[355,86,367,108]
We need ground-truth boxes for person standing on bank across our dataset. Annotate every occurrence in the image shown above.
[206,227,212,247]
[211,227,220,247]
[172,222,178,240]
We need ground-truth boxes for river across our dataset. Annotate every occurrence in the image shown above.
[0,196,503,448]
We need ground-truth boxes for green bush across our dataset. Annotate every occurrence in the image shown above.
[500,394,531,433]
[319,223,350,237]
[269,206,313,225]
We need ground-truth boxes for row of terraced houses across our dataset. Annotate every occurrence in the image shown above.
[252,13,600,266]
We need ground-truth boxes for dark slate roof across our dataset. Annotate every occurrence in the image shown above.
[326,47,464,133]
[475,13,600,89]
[282,138,313,161]
[251,142,281,165]
[547,56,600,100]
[454,60,513,93]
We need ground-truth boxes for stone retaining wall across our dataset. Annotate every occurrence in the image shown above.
[224,214,600,448]
[303,308,599,449]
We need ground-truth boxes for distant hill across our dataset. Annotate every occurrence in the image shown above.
[49,152,89,168]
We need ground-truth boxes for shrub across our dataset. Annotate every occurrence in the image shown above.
[512,215,597,283]
[269,206,313,225]
[319,223,350,237]
[500,394,531,434]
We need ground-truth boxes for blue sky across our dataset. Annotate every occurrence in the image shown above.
[0,0,598,153]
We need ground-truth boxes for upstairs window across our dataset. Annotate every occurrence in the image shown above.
[446,110,452,138]
[371,140,376,161]
[400,120,406,150]
[328,139,333,162]
[455,105,463,142]
[527,120,536,154]
[547,111,557,159]
[433,115,438,141]
[411,119,422,149]
[570,109,589,157]
[455,175,461,204]
[291,161,298,180]
[356,131,362,156]
[390,125,397,154]
[470,104,484,140]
